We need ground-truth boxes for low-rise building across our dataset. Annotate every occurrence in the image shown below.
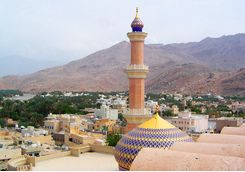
[44,119,61,133]
[69,134,95,145]
[21,126,48,137]
[94,119,116,133]
[209,117,243,133]
[166,111,209,133]
[94,104,118,120]
[21,145,42,157]
[51,132,65,146]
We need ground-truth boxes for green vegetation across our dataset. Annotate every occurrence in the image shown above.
[0,90,23,98]
[118,113,127,126]
[0,118,5,127]
[106,133,122,146]
[0,90,244,129]
[0,91,100,127]
[226,96,245,101]
[161,109,174,117]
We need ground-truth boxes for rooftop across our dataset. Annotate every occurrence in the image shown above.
[32,152,118,171]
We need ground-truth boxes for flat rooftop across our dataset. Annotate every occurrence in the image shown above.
[32,152,118,171]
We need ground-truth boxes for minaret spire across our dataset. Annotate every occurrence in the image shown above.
[136,7,139,18]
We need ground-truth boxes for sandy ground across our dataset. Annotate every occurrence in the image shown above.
[32,152,118,171]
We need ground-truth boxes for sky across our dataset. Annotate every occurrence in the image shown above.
[0,0,245,62]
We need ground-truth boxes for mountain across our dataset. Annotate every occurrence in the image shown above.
[169,33,245,70]
[0,33,245,96]
[0,56,66,77]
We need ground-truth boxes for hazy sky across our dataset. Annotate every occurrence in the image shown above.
[0,0,245,62]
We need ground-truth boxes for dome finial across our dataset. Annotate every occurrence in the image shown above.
[154,104,160,117]
[136,7,139,18]
[131,7,144,32]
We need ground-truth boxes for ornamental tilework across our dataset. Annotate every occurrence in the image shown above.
[115,127,193,170]
[131,18,144,32]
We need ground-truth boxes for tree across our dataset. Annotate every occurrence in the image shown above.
[161,110,174,117]
[106,133,122,146]
[118,113,127,126]
[0,118,5,127]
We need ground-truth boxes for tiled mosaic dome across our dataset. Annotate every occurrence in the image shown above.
[114,113,193,170]
[131,8,144,32]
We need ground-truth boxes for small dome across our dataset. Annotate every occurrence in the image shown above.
[114,113,193,170]
[131,8,144,32]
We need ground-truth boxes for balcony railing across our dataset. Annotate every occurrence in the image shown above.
[125,108,152,116]
[126,64,149,71]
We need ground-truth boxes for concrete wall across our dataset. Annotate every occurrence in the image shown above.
[90,144,115,154]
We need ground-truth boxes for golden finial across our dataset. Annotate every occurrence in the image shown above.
[136,7,139,18]
[154,104,160,116]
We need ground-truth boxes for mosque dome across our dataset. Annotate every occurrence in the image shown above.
[114,111,193,170]
[131,8,144,32]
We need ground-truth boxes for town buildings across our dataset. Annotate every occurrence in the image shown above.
[166,111,209,133]
[94,104,118,120]
[209,117,243,133]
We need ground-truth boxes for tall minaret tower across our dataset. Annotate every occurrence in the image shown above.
[124,8,150,133]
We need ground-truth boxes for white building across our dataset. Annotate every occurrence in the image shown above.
[166,111,209,133]
[94,104,118,120]
[21,126,48,137]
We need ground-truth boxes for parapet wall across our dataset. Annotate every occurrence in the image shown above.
[90,144,115,154]
[221,127,245,136]
[131,148,245,171]
[7,144,115,171]
[36,151,71,162]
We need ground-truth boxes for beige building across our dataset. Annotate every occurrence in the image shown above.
[209,117,243,133]
[44,114,83,134]
[94,119,116,133]
[69,133,95,145]
[44,120,60,133]
[166,111,209,133]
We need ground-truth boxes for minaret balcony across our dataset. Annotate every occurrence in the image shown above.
[125,64,149,78]
[125,108,152,116]
[126,64,149,70]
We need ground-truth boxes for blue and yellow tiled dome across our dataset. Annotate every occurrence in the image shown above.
[131,8,144,32]
[114,112,193,170]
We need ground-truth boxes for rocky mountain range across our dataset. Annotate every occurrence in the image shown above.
[0,33,244,96]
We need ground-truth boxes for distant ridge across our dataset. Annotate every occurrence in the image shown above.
[0,33,244,96]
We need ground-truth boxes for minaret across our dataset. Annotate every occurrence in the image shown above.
[124,8,150,133]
